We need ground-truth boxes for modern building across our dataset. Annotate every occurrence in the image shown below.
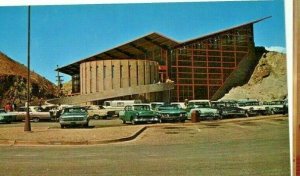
[53,17,270,105]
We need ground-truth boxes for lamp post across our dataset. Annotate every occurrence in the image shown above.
[24,6,31,132]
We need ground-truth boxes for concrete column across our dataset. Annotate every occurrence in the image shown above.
[130,60,137,87]
[97,61,104,92]
[145,61,150,84]
[138,60,145,85]
[104,60,112,90]
[112,60,120,89]
[91,61,97,93]
[121,60,129,88]
[86,62,91,94]
[80,64,83,94]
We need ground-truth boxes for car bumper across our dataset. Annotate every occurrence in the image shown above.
[160,115,186,121]
[60,120,89,125]
[133,117,160,123]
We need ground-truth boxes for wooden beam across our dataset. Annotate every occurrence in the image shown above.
[144,37,169,49]
[115,48,134,58]
[129,43,148,53]
[104,52,117,58]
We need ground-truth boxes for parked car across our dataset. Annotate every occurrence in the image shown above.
[59,106,90,128]
[12,106,51,122]
[262,100,285,114]
[170,102,187,109]
[87,105,109,119]
[283,99,288,115]
[120,104,161,124]
[150,102,165,110]
[187,100,221,120]
[0,109,16,123]
[103,100,142,117]
[156,104,187,122]
[237,99,269,115]
[211,101,248,118]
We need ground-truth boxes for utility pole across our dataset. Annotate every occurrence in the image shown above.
[56,65,64,96]
[24,6,31,132]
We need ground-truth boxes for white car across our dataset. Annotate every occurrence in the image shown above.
[87,105,109,119]
[187,100,221,120]
[12,106,51,122]
[237,99,269,115]
[262,100,285,114]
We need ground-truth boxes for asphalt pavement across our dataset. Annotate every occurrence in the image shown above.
[0,115,290,175]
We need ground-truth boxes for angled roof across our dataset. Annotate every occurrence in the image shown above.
[57,32,179,75]
[57,16,270,75]
[175,16,271,48]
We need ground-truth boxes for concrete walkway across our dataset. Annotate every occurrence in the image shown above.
[0,125,146,146]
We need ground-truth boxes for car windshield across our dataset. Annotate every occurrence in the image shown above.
[151,103,163,109]
[133,105,151,111]
[188,102,210,108]
[33,107,44,112]
[158,105,179,110]
[64,107,86,113]
[227,103,238,107]
[238,101,259,106]
[271,101,284,105]
[211,103,225,108]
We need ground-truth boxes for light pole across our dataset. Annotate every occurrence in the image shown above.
[24,6,31,132]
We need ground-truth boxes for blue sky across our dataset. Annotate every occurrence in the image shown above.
[0,1,286,84]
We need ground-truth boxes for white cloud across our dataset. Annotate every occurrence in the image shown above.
[265,46,286,53]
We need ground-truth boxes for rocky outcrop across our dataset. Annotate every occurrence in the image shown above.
[0,52,57,107]
[221,51,287,101]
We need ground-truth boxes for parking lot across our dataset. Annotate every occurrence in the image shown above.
[0,115,290,175]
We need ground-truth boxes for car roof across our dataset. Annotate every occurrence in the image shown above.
[188,100,210,102]
[132,104,150,106]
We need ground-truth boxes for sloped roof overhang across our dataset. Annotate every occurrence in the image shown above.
[174,16,271,48]
[56,32,179,75]
[57,16,271,76]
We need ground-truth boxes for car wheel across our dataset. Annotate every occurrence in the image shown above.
[32,117,40,122]
[84,124,89,128]
[93,115,100,120]
[131,120,136,125]
[131,117,136,125]
[245,112,249,118]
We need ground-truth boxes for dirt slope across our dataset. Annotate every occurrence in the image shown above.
[0,52,57,107]
[221,51,287,101]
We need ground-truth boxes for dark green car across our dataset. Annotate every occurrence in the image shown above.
[156,105,187,122]
[120,104,161,124]
[59,106,90,128]
[0,109,16,123]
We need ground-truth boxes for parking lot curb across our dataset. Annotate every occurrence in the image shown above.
[0,126,147,146]
[88,126,147,145]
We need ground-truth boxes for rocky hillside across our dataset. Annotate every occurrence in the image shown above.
[221,51,287,101]
[0,52,58,107]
